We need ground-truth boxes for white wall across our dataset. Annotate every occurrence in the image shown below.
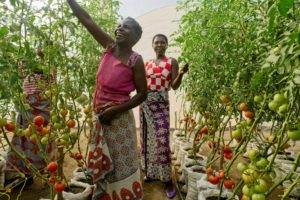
[131,5,185,129]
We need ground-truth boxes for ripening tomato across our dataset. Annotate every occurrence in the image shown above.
[200,126,208,134]
[244,111,254,119]
[34,115,45,127]
[219,95,231,104]
[60,109,68,117]
[239,102,249,112]
[67,119,76,128]
[47,162,58,173]
[206,166,213,175]
[218,170,225,179]
[242,169,258,184]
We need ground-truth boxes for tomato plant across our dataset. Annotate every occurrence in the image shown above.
[176,0,300,198]
[0,0,119,198]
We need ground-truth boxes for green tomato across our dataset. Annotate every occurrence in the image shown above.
[273,93,287,105]
[0,118,7,127]
[41,137,49,145]
[252,193,266,200]
[242,185,254,196]
[254,179,268,193]
[51,115,59,123]
[247,149,258,161]
[278,104,288,115]
[231,129,242,140]
[45,90,51,97]
[268,101,279,111]
[237,162,247,172]
[254,95,263,103]
[287,129,300,141]
[248,163,257,170]
[53,123,62,130]
[256,158,269,169]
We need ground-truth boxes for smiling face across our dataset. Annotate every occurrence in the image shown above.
[115,18,141,47]
[152,35,168,57]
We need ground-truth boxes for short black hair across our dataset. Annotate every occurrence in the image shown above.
[124,17,143,44]
[152,34,168,44]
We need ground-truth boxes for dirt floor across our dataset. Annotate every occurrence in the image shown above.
[1,128,299,200]
[0,129,181,200]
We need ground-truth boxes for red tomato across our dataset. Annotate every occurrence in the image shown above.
[54,182,65,192]
[67,119,76,128]
[36,125,43,133]
[244,111,255,119]
[75,153,83,160]
[4,121,15,132]
[200,126,208,134]
[47,162,58,173]
[34,115,45,127]
[208,175,220,185]
[224,178,235,189]
[224,152,233,160]
[223,145,232,154]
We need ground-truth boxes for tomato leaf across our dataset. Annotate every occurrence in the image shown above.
[0,26,9,38]
[277,0,294,16]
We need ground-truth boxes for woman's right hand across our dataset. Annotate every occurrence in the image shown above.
[66,0,114,48]
[98,106,118,125]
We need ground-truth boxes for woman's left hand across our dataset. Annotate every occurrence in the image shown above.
[98,106,118,125]
[180,63,189,74]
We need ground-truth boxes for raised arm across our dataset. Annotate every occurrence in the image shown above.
[67,0,115,48]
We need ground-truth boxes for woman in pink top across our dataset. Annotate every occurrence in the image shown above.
[67,1,147,200]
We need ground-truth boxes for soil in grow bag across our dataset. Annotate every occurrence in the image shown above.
[192,168,205,173]
[206,196,228,200]
[187,154,204,160]
[65,185,87,194]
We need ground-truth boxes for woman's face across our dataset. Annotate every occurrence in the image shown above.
[115,19,137,46]
[152,36,168,56]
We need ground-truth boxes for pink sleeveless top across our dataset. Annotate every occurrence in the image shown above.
[93,47,140,109]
